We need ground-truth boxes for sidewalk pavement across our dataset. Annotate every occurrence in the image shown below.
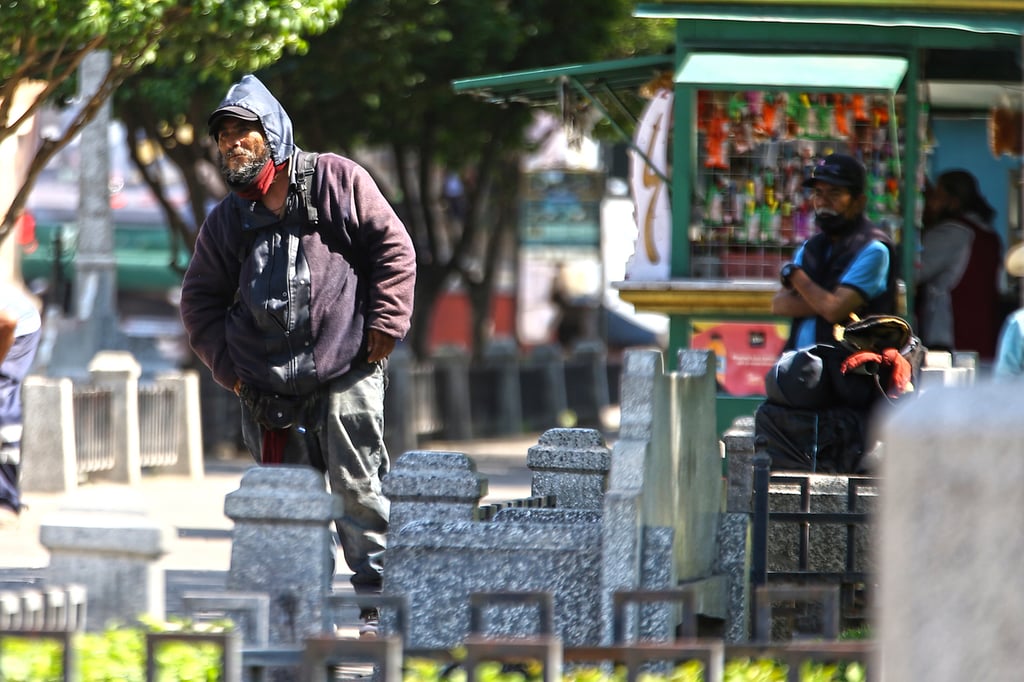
[0,434,543,575]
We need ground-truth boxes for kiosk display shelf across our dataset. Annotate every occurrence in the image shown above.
[690,88,913,281]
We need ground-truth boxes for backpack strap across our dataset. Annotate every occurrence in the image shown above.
[293,150,319,224]
[232,150,319,264]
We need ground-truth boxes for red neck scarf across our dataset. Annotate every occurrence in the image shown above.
[235,159,288,201]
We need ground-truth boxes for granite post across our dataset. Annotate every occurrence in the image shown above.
[382,450,487,533]
[224,466,342,645]
[40,495,174,631]
[21,376,78,493]
[527,428,610,510]
[87,351,142,485]
[153,370,204,479]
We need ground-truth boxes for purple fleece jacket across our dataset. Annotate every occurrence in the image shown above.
[180,78,415,394]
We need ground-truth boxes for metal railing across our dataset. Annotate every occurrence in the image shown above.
[476,494,557,521]
[751,455,877,631]
[70,380,184,476]
[72,385,115,475]
[139,382,179,468]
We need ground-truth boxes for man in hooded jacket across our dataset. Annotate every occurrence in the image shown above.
[180,75,416,635]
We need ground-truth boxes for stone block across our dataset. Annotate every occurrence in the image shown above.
[386,518,602,648]
[224,466,341,645]
[40,491,173,631]
[21,376,78,494]
[383,450,487,530]
[527,428,610,510]
[87,351,142,485]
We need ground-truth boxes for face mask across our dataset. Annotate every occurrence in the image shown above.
[815,209,857,236]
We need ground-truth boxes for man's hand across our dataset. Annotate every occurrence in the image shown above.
[0,310,17,363]
[366,329,397,363]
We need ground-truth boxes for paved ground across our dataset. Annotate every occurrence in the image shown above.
[1,434,539,570]
[0,433,542,631]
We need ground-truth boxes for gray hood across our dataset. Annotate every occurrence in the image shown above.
[208,74,295,165]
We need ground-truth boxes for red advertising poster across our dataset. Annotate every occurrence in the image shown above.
[690,320,789,396]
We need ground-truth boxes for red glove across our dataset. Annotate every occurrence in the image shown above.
[841,348,913,399]
[841,350,883,374]
[881,348,913,397]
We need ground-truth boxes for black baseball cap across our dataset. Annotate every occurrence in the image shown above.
[802,154,866,196]
[208,105,260,137]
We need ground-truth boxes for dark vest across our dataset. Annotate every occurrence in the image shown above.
[949,215,1001,359]
[785,217,898,350]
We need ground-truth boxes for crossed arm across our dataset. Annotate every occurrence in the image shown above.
[771,267,866,325]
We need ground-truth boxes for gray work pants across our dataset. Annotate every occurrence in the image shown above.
[241,360,389,593]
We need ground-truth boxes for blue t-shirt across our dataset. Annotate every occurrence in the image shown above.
[791,241,890,349]
[994,308,1024,380]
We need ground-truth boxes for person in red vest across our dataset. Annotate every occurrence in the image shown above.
[916,169,1003,360]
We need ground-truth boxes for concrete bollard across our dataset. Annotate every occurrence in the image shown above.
[21,376,78,493]
[40,492,174,631]
[432,346,474,440]
[520,344,568,432]
[224,466,341,645]
[471,338,523,437]
[87,351,142,485]
[565,340,611,429]
[153,370,204,480]
[383,345,418,458]
[527,428,610,510]
[382,450,487,532]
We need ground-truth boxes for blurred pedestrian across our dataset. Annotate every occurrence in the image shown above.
[0,282,42,528]
[915,169,1002,359]
[994,243,1024,380]
[549,262,598,351]
[179,75,416,636]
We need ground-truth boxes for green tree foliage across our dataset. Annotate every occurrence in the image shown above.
[0,0,344,244]
[257,0,674,358]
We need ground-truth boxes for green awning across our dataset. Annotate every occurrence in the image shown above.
[635,4,1024,36]
[676,53,908,92]
[451,54,674,106]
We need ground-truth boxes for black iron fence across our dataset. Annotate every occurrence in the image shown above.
[197,342,625,459]
[751,455,877,633]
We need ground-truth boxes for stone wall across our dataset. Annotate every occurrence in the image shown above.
[382,348,732,649]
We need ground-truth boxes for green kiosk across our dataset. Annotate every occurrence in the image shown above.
[454,0,1024,435]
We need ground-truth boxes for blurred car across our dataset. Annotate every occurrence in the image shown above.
[18,178,193,311]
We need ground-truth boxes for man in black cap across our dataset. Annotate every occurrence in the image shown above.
[772,153,898,350]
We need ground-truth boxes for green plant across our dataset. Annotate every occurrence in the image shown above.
[0,636,64,682]
[2,633,866,682]
[401,657,865,682]
[0,617,229,682]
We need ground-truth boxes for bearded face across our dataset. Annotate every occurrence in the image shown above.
[219,141,272,191]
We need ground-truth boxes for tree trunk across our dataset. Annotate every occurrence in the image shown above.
[469,155,520,363]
